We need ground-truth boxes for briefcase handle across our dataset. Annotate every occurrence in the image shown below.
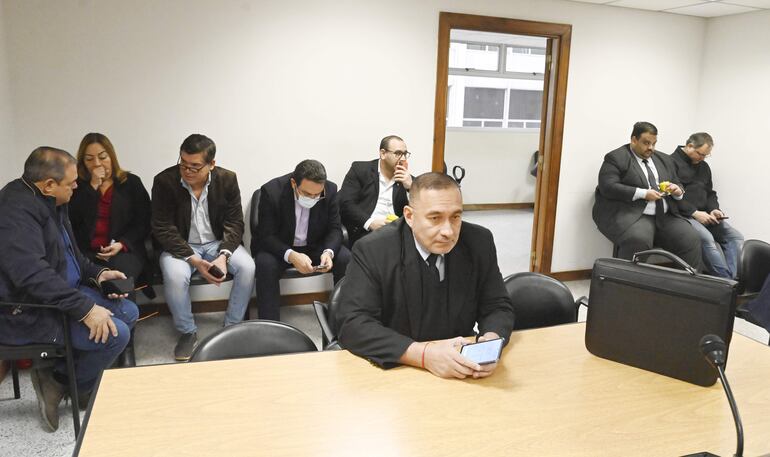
[631,249,697,275]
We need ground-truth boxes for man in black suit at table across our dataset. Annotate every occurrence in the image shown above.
[336,172,514,379]
[339,135,412,245]
[252,159,350,321]
[592,121,702,269]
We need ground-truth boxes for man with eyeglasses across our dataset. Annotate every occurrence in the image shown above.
[151,134,255,361]
[339,135,414,245]
[252,159,350,321]
[670,132,743,278]
[592,121,703,270]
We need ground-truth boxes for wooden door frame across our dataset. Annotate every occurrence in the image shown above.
[432,12,571,275]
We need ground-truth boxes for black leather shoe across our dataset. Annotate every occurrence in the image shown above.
[30,367,66,432]
[174,332,197,361]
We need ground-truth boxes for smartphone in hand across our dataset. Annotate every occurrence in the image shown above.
[460,337,505,365]
[716,216,729,220]
[313,263,329,271]
[208,264,225,279]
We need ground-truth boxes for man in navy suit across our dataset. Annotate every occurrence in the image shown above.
[592,121,703,270]
[252,159,350,321]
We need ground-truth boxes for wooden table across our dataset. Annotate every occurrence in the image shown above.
[75,323,770,456]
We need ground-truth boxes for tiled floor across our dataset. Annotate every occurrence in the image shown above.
[1,210,767,457]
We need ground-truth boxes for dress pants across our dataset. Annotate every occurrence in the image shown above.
[615,214,703,271]
[255,245,351,321]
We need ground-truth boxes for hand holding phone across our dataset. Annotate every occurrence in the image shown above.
[460,337,505,365]
[717,216,729,220]
[101,277,135,296]
[207,264,225,279]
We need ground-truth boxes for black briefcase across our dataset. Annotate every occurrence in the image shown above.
[585,249,738,386]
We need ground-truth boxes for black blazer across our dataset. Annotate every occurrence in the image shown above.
[669,146,720,217]
[335,218,515,367]
[592,144,684,242]
[68,172,151,258]
[151,165,244,258]
[252,173,343,259]
[0,179,106,345]
[338,159,409,243]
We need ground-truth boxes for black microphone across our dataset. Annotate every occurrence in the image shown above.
[700,334,743,457]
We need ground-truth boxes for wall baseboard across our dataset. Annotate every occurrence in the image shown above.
[138,292,331,317]
[463,203,534,211]
[549,269,592,281]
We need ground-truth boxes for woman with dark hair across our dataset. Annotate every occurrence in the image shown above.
[68,133,151,292]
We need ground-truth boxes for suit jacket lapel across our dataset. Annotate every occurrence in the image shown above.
[627,146,649,188]
[208,169,220,227]
[282,181,296,241]
[400,222,424,337]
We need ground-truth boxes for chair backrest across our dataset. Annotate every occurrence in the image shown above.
[504,272,577,331]
[189,320,317,362]
[327,277,346,339]
[249,189,261,255]
[737,239,770,295]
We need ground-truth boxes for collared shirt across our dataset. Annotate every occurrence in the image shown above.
[413,235,445,281]
[629,147,682,215]
[364,161,396,231]
[181,174,216,245]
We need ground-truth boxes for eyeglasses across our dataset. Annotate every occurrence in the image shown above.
[177,158,208,174]
[384,149,411,160]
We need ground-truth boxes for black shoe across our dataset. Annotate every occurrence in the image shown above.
[174,332,197,361]
[77,390,92,411]
[30,368,66,432]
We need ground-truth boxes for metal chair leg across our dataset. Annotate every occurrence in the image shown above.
[11,361,20,399]
[62,317,81,437]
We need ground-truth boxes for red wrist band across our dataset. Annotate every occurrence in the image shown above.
[421,342,433,369]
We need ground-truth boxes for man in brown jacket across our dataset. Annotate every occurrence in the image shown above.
[151,134,255,360]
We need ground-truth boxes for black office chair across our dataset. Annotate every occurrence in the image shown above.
[0,301,81,436]
[189,320,317,362]
[312,277,346,349]
[504,272,587,331]
[734,240,770,344]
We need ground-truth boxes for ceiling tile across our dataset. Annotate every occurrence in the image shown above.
[609,0,704,11]
[723,0,770,8]
[667,2,759,16]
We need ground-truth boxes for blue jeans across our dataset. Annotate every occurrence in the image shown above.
[159,242,255,334]
[56,286,138,392]
[686,218,744,278]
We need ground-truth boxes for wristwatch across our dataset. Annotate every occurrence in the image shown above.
[219,250,232,262]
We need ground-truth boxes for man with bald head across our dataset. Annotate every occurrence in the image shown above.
[336,172,514,379]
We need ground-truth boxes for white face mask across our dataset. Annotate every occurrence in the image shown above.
[296,194,320,209]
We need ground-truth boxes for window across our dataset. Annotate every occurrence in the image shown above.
[446,36,546,130]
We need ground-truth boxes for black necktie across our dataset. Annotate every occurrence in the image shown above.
[426,253,441,283]
[642,158,665,229]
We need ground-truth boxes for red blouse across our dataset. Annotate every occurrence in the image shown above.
[90,186,113,251]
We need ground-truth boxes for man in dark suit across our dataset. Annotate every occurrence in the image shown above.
[339,135,412,245]
[152,134,255,361]
[336,172,515,379]
[0,147,137,431]
[252,159,351,321]
[592,121,702,269]
[670,132,743,278]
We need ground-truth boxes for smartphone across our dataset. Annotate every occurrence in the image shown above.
[313,263,329,271]
[460,337,505,365]
[717,216,730,220]
[208,264,225,279]
[101,277,135,296]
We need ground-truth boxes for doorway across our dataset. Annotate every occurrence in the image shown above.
[432,12,571,275]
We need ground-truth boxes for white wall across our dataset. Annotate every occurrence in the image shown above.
[445,129,537,204]
[0,5,14,185]
[1,0,710,274]
[696,10,770,243]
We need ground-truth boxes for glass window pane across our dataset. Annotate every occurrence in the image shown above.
[507,121,525,128]
[464,87,505,120]
[485,121,503,128]
[508,89,542,121]
[505,46,546,73]
[463,120,482,127]
[449,41,499,71]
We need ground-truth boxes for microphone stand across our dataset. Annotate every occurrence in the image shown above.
[716,364,744,457]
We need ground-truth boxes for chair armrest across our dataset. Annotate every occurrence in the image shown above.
[323,341,342,351]
[312,301,334,347]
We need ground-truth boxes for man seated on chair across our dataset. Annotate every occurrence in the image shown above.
[592,121,703,270]
[338,135,413,246]
[252,159,350,321]
[151,134,255,361]
[0,147,138,431]
[336,172,515,379]
[669,132,744,278]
